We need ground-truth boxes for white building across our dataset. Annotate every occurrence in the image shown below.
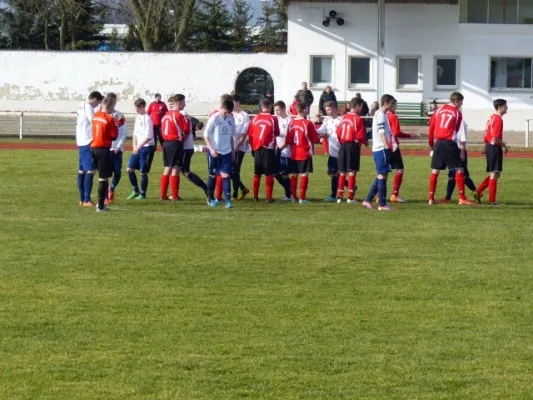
[0,0,532,130]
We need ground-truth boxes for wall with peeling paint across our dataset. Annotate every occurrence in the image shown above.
[0,51,288,115]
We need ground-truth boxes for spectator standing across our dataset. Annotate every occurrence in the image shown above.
[355,93,370,116]
[296,82,314,111]
[318,86,337,114]
[369,101,379,116]
[147,93,168,150]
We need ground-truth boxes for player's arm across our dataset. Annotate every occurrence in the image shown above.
[136,117,153,150]
[308,121,320,143]
[377,114,389,150]
[355,116,368,147]
[279,126,292,150]
[316,120,329,138]
[203,115,217,156]
[428,112,436,148]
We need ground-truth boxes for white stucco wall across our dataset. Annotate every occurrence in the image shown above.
[287,3,533,131]
[0,51,287,115]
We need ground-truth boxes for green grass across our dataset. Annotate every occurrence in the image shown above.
[1,150,533,399]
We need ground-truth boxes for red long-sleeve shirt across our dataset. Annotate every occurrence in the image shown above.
[147,101,168,126]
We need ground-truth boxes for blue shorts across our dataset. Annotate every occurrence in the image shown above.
[327,156,338,174]
[78,145,95,171]
[128,146,155,174]
[278,154,291,175]
[182,149,194,173]
[373,149,392,175]
[111,151,123,174]
[207,152,232,175]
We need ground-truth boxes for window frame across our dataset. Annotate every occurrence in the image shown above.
[347,56,373,89]
[309,55,334,89]
[489,55,533,92]
[434,56,460,90]
[396,55,422,91]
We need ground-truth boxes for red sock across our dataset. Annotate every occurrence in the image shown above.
[456,171,466,201]
[429,172,438,201]
[160,175,170,199]
[348,175,356,200]
[253,175,261,198]
[489,178,497,203]
[337,174,346,198]
[393,171,403,196]
[300,176,309,200]
[478,176,490,194]
[290,176,298,199]
[215,175,222,200]
[170,175,180,199]
[266,175,274,200]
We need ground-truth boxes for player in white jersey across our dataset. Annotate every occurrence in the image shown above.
[204,99,236,208]
[179,112,207,198]
[363,94,396,211]
[230,94,251,200]
[76,91,103,206]
[103,93,127,205]
[273,101,293,201]
[316,101,342,202]
[126,98,155,200]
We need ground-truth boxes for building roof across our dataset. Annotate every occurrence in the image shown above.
[289,0,457,3]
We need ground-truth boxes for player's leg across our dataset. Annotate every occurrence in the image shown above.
[77,150,86,205]
[160,141,173,200]
[182,149,208,198]
[206,152,219,206]
[363,177,379,209]
[298,158,312,204]
[80,145,96,206]
[325,155,338,202]
[127,152,141,199]
[169,142,183,201]
[107,151,123,204]
[253,149,263,201]
[220,154,233,208]
[275,154,291,201]
[232,151,248,200]
[95,149,112,212]
[336,144,347,202]
[264,149,276,203]
[289,160,298,202]
[444,169,456,202]
[390,149,406,203]
[138,146,155,199]
[488,145,503,205]
[429,142,445,205]
[347,143,360,203]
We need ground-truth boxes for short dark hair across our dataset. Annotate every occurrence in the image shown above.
[450,91,464,102]
[88,91,104,101]
[355,93,361,98]
[380,94,395,106]
[173,94,185,102]
[106,92,117,100]
[134,98,146,108]
[350,97,364,109]
[260,97,273,109]
[296,102,307,113]
[221,99,234,112]
[196,121,204,130]
[155,93,161,98]
[274,100,286,109]
[493,98,507,110]
[232,94,242,103]
[324,101,337,109]
[220,93,233,103]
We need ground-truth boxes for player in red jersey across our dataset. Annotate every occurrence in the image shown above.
[335,97,367,203]
[476,99,508,206]
[428,92,476,206]
[247,97,280,202]
[160,94,190,201]
[211,94,234,201]
[281,103,320,204]
[386,99,418,203]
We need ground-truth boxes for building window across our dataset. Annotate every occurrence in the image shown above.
[490,57,532,90]
[311,56,333,87]
[349,57,371,87]
[397,57,420,89]
[435,57,459,89]
[460,0,533,24]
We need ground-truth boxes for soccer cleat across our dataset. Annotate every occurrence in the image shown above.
[323,196,336,202]
[177,196,183,201]
[459,199,477,206]
[437,198,451,204]
[298,199,310,205]
[208,200,218,207]
[291,198,298,204]
[127,191,139,200]
[225,201,233,209]
[336,197,343,204]
[136,194,146,200]
[362,201,373,209]
[489,202,504,206]
[428,199,436,206]
[253,196,260,202]
[79,201,83,206]
[83,200,96,207]
[170,197,179,201]
[378,205,394,211]
[96,206,110,212]
[267,199,275,204]
[108,190,115,203]
[238,188,250,201]
[160,196,169,201]
[232,193,238,200]
[472,191,481,204]
[280,196,292,202]
[390,195,407,203]
[104,198,112,206]
[347,199,357,204]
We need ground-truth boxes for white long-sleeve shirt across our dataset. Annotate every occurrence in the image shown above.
[233,110,250,153]
[276,115,292,158]
[372,109,391,152]
[133,113,155,147]
[111,110,127,151]
[204,113,235,155]
[76,102,95,146]
[317,116,341,158]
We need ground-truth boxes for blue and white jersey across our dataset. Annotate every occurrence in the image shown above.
[276,115,292,158]
[76,102,95,146]
[317,115,341,158]
[372,108,391,152]
[111,110,127,152]
[233,110,250,153]
[204,112,235,155]
[132,113,154,147]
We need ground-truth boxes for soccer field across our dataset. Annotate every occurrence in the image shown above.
[1,149,532,399]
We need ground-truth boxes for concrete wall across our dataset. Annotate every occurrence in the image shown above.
[287,3,533,131]
[0,51,287,115]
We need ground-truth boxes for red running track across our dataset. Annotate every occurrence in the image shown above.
[1,142,533,158]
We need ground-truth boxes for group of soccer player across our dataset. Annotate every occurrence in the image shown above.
[75,89,508,212]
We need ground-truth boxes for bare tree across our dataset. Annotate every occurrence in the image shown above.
[170,0,195,51]
[129,0,168,51]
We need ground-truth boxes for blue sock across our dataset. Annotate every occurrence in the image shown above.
[128,171,139,192]
[223,177,231,202]
[77,173,85,202]
[187,172,208,195]
[111,172,121,191]
[446,179,456,200]
[465,177,477,192]
[207,175,216,201]
[365,179,379,203]
[140,174,148,196]
[378,178,387,206]
[84,173,94,203]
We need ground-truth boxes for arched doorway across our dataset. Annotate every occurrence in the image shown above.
[234,68,274,106]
